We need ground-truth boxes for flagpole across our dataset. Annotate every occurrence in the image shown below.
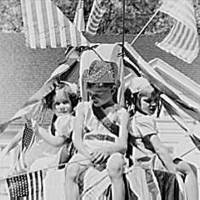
[118,0,126,105]
[122,0,125,55]
[131,9,160,45]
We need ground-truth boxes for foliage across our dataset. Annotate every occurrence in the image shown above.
[0,0,22,32]
[0,0,197,34]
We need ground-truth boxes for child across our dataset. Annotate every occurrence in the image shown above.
[32,81,79,170]
[125,76,199,200]
[65,60,129,200]
[0,81,79,173]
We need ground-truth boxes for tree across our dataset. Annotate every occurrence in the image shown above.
[0,0,174,35]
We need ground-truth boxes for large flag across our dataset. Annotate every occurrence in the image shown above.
[86,0,107,35]
[6,170,44,200]
[160,94,200,151]
[124,42,200,121]
[73,0,85,32]
[20,0,89,48]
[156,0,199,63]
[123,42,200,149]
[149,58,200,105]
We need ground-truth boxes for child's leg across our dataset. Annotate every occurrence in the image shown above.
[175,160,199,200]
[65,153,91,200]
[107,153,125,200]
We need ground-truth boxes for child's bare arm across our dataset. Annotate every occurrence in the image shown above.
[36,125,66,147]
[150,135,176,173]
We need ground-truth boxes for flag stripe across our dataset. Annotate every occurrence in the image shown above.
[166,22,183,49]
[24,0,36,48]
[178,27,191,50]
[21,0,30,47]
[160,0,196,29]
[57,8,67,47]
[175,25,188,49]
[70,22,77,46]
[86,0,106,35]
[46,0,57,48]
[40,170,44,199]
[29,173,34,200]
[156,0,199,63]
[162,21,179,45]
[30,0,40,49]
[157,22,199,63]
[40,0,51,46]
[34,172,39,200]
[21,0,89,48]
[35,0,46,48]
[52,3,61,47]
[73,0,85,32]
[64,18,72,45]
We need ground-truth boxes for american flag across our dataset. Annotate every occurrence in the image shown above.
[22,119,35,152]
[0,102,40,134]
[20,0,89,49]
[73,0,85,32]
[86,0,107,35]
[156,0,199,63]
[6,170,44,200]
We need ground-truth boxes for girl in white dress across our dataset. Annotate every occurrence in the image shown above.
[32,81,79,170]
[125,76,199,200]
[0,82,79,174]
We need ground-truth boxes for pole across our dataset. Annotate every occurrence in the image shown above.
[131,9,160,46]
[117,0,126,105]
[180,143,200,158]
[122,0,125,57]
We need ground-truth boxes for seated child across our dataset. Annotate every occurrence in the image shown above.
[32,81,79,170]
[125,76,199,200]
[65,60,129,200]
[0,82,79,174]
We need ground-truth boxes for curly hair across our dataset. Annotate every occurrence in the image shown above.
[44,82,80,112]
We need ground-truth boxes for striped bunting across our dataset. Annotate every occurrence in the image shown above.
[20,0,89,49]
[156,0,199,63]
[86,0,107,35]
[73,0,85,32]
[6,170,44,200]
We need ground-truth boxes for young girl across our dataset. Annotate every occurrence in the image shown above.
[31,81,79,170]
[125,76,199,200]
[0,81,79,174]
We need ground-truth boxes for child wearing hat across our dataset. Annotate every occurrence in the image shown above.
[65,60,129,200]
[125,76,199,200]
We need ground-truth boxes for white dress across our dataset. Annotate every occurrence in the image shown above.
[30,114,74,200]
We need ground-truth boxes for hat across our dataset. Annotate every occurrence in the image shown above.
[82,60,118,84]
[127,77,151,94]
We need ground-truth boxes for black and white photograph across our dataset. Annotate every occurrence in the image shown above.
[0,0,200,199]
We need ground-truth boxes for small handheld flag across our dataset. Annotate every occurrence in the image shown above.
[6,170,44,200]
